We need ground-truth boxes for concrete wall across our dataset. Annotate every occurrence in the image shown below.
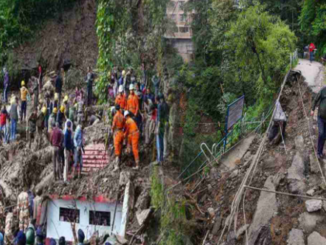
[170,39,194,63]
[46,199,122,242]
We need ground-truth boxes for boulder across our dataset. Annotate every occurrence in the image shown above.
[136,209,152,226]
[299,212,324,233]
[305,200,322,212]
[287,229,304,245]
[308,232,326,245]
[287,152,306,194]
[135,188,150,211]
[212,217,222,235]
[247,175,280,244]
[309,153,320,174]
[306,188,315,196]
[295,136,305,150]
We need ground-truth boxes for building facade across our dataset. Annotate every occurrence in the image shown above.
[165,0,194,62]
[46,196,123,242]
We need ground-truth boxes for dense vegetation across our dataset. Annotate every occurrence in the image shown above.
[0,0,76,65]
[179,0,296,169]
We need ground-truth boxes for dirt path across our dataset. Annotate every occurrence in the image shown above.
[294,59,325,93]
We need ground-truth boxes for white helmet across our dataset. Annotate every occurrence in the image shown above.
[110,106,116,114]
[118,85,124,93]
[129,84,134,90]
[124,110,129,117]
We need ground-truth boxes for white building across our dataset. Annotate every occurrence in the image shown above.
[46,182,132,243]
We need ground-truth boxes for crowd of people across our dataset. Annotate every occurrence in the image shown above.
[1,65,170,180]
[0,65,171,244]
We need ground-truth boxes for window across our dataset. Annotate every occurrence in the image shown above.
[169,14,176,21]
[59,208,80,223]
[179,14,187,22]
[89,211,111,226]
[179,27,189,33]
[178,1,185,11]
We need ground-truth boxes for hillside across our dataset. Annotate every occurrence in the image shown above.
[11,0,98,73]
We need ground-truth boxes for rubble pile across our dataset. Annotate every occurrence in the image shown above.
[183,73,326,245]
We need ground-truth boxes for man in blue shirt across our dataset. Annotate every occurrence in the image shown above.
[155,94,169,164]
[3,68,9,104]
[73,124,84,179]
[64,120,74,182]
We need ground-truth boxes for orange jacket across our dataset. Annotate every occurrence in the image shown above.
[112,110,125,130]
[124,117,138,138]
[127,93,139,116]
[115,94,127,110]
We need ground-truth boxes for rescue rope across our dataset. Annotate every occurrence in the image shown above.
[244,185,326,201]
[217,70,291,245]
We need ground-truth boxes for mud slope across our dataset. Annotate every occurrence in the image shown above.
[12,0,98,72]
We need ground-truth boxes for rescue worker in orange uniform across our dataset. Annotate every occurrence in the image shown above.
[115,85,127,110]
[127,84,139,117]
[112,104,125,172]
[124,110,140,169]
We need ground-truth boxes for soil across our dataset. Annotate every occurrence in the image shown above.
[12,0,98,76]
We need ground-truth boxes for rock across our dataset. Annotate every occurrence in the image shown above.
[236,224,249,239]
[323,201,326,211]
[247,175,279,244]
[136,209,152,226]
[288,152,306,194]
[306,188,315,196]
[288,152,305,180]
[207,208,215,218]
[309,153,320,174]
[287,229,304,245]
[295,136,305,150]
[308,231,326,245]
[212,217,222,235]
[135,188,150,211]
[230,169,239,178]
[119,171,130,186]
[306,200,322,212]
[299,212,324,233]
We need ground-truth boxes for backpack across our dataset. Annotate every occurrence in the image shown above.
[319,88,326,119]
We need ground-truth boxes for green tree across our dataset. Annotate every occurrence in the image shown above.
[300,0,326,56]
[222,4,296,106]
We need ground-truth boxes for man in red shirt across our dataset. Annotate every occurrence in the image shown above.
[0,106,8,144]
[38,63,43,90]
[50,122,63,180]
[309,43,316,63]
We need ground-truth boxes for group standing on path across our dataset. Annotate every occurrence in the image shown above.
[0,65,171,245]
[1,65,171,180]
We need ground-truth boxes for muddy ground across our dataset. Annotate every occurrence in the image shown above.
[183,73,326,245]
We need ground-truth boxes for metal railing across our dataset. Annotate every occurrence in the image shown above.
[178,49,299,181]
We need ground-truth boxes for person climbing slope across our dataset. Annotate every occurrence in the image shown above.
[74,123,84,179]
[112,104,125,172]
[20,81,30,122]
[51,122,63,180]
[124,110,140,170]
[64,120,74,182]
[115,85,127,110]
